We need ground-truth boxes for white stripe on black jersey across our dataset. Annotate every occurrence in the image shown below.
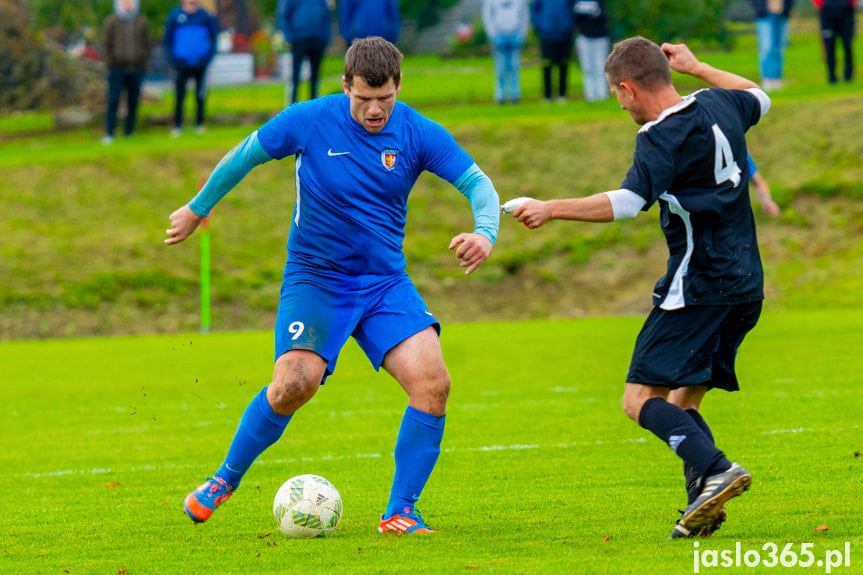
[621,88,766,308]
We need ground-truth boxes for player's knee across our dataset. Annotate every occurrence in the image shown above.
[413,369,450,411]
[621,392,644,423]
[433,371,451,404]
[269,354,323,411]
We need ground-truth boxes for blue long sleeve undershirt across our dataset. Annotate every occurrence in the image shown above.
[188,131,273,217]
[453,163,499,245]
[187,132,500,245]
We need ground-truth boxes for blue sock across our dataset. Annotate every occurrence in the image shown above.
[215,386,292,489]
[384,406,445,519]
[638,397,730,479]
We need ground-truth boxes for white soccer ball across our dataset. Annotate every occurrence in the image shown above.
[273,474,343,538]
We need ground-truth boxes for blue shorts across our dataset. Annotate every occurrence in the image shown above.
[274,261,440,381]
[626,301,762,391]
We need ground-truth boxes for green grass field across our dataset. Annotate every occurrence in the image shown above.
[2,17,862,574]
[2,310,861,574]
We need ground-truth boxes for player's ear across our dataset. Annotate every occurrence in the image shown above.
[342,76,350,96]
[395,74,402,95]
[619,80,637,100]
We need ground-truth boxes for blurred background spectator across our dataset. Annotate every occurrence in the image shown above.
[339,0,402,46]
[573,0,609,102]
[751,0,796,90]
[482,0,528,104]
[101,0,151,144]
[163,0,220,135]
[812,0,856,83]
[531,0,576,102]
[277,0,333,103]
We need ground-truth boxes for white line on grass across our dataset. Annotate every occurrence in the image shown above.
[14,437,639,479]
[17,424,859,480]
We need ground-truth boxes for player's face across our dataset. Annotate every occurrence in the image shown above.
[608,77,647,125]
[343,76,401,134]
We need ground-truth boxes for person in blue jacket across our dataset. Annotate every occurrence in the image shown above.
[164,0,220,135]
[278,0,332,104]
[339,0,401,47]
[531,0,576,101]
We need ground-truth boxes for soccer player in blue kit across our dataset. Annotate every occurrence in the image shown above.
[505,37,772,539]
[166,37,500,534]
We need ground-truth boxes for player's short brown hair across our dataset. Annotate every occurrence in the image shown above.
[344,37,403,88]
[604,36,673,90]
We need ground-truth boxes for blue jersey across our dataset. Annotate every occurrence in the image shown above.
[621,88,765,309]
[257,94,475,275]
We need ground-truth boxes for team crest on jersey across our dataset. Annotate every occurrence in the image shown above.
[381,149,399,171]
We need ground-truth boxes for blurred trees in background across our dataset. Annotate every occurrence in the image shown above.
[607,0,734,49]
[0,0,102,111]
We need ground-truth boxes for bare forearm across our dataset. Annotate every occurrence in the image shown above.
[663,43,760,91]
[511,192,615,229]
[547,194,615,222]
[687,61,759,91]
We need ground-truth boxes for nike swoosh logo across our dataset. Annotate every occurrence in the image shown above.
[327,149,350,156]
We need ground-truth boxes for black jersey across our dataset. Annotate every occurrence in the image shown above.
[621,88,765,309]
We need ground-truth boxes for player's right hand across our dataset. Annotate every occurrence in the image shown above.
[165,204,203,245]
[512,199,552,229]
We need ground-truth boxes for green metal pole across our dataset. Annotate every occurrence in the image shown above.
[200,214,211,335]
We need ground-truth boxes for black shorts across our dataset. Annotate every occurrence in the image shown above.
[626,301,762,391]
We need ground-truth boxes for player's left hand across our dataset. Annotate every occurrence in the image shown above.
[762,199,781,217]
[449,233,493,275]
[661,42,700,76]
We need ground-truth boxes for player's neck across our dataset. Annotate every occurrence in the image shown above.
[646,86,684,123]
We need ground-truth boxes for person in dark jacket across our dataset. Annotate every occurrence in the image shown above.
[573,0,609,102]
[751,0,795,90]
[812,0,856,83]
[531,0,576,101]
[339,0,401,47]
[278,0,332,103]
[164,0,220,135]
[102,0,151,144]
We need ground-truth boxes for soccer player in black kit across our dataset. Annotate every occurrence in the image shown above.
[505,36,772,539]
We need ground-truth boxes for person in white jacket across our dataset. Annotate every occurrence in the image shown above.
[482,0,529,103]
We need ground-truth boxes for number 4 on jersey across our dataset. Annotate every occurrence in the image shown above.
[712,124,741,187]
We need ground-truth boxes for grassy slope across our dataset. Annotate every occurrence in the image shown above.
[1,310,861,574]
[0,24,862,340]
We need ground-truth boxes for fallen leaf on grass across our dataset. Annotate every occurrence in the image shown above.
[465,566,478,570]
[602,536,611,542]
[258,533,271,539]
[118,570,129,574]
[814,524,829,532]
[104,482,121,488]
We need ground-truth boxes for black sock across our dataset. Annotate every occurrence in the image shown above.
[683,409,716,504]
[638,397,731,479]
[686,409,714,443]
